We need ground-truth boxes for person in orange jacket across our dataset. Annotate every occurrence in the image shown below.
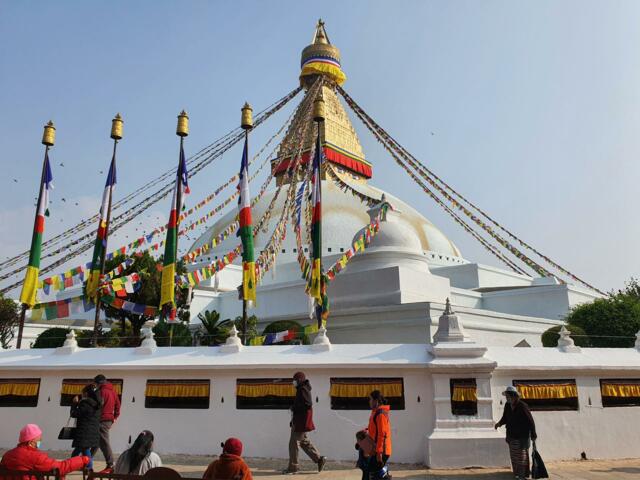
[363,390,392,480]
[202,438,252,480]
[0,424,89,480]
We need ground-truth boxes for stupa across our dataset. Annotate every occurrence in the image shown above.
[190,21,600,345]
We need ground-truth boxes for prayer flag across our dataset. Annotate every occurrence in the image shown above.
[19,151,54,308]
[237,136,256,304]
[86,154,117,299]
[160,140,189,318]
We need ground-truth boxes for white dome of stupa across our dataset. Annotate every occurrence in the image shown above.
[188,175,466,285]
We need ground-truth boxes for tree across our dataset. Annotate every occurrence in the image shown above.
[541,325,591,347]
[234,315,258,345]
[153,320,192,347]
[262,320,309,345]
[77,326,125,348]
[559,278,640,348]
[195,311,258,346]
[32,327,70,349]
[0,295,20,349]
[197,310,234,346]
[96,252,190,346]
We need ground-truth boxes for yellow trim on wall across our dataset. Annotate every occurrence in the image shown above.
[515,383,577,400]
[601,383,640,398]
[452,386,477,402]
[236,383,295,398]
[145,383,209,398]
[0,383,39,397]
[330,382,403,398]
[61,382,122,396]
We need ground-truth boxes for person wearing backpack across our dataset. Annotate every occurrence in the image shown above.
[359,390,392,480]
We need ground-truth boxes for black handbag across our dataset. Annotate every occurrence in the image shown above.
[58,418,76,440]
[531,442,549,479]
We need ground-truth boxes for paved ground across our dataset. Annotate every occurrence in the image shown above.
[2,450,639,479]
[33,452,640,480]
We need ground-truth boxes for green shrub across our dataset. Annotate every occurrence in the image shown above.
[541,325,591,347]
[76,328,121,348]
[32,327,70,348]
[153,320,192,347]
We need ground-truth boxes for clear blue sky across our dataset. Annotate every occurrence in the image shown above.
[1,0,638,293]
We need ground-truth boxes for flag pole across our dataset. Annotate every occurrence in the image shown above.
[91,114,123,347]
[16,121,56,349]
[240,103,253,345]
[312,93,325,329]
[160,110,190,344]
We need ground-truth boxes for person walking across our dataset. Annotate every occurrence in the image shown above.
[93,374,120,473]
[283,372,326,474]
[114,431,162,475]
[70,385,101,471]
[361,390,392,480]
[202,438,252,480]
[495,386,537,480]
[1,424,89,479]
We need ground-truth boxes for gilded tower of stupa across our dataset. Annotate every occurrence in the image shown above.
[273,20,372,184]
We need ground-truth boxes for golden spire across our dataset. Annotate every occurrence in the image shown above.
[300,20,345,87]
[311,19,330,45]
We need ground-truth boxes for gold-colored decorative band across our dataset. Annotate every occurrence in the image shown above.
[236,383,295,398]
[515,383,577,400]
[0,383,40,397]
[145,383,209,398]
[452,386,477,402]
[329,382,403,399]
[601,383,640,398]
[61,382,122,395]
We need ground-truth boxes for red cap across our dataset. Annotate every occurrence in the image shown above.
[223,438,243,456]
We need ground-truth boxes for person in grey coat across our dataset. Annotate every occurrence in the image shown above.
[114,431,162,475]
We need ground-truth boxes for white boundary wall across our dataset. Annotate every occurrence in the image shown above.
[0,343,638,466]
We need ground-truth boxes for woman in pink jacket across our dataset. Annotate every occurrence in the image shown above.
[0,424,89,479]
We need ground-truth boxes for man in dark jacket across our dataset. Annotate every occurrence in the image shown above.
[495,386,537,480]
[283,372,326,474]
[92,374,121,473]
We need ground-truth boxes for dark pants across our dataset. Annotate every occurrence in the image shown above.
[90,421,114,467]
[359,453,389,480]
[72,447,92,470]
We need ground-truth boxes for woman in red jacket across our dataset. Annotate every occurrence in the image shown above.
[0,424,89,480]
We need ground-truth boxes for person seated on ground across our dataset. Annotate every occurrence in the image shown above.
[202,438,252,480]
[114,431,162,475]
[0,424,89,479]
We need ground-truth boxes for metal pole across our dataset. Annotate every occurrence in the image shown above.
[242,298,248,346]
[91,139,118,347]
[16,145,49,349]
[315,122,323,330]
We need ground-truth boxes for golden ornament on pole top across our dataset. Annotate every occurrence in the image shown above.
[313,93,325,123]
[41,120,56,146]
[241,102,253,130]
[176,110,189,137]
[110,113,124,140]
